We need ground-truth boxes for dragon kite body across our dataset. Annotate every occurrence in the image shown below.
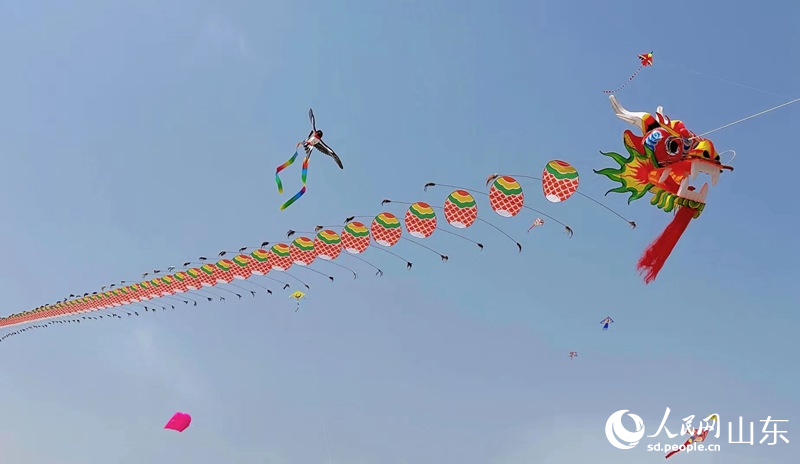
[596,95,733,283]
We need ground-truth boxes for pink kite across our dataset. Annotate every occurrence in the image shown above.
[164,412,192,432]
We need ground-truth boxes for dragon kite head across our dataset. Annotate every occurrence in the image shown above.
[597,95,734,283]
[600,95,733,216]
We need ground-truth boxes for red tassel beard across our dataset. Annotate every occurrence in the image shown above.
[636,206,696,284]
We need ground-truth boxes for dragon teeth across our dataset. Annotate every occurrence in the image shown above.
[678,178,688,198]
[659,167,672,184]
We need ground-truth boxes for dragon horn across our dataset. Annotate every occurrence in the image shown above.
[610,95,647,127]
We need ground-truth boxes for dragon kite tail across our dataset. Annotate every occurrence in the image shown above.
[603,65,644,94]
[637,205,696,283]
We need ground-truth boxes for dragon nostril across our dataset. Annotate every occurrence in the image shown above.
[703,150,710,158]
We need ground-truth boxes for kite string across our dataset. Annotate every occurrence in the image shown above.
[696,97,800,138]
[421,184,522,251]
[496,174,634,226]
[658,59,788,99]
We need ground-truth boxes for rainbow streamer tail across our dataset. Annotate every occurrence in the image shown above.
[277,152,311,211]
[603,65,645,94]
[275,145,303,194]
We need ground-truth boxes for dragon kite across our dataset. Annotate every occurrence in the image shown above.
[596,95,733,283]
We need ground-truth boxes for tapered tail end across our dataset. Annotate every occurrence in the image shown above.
[637,207,695,284]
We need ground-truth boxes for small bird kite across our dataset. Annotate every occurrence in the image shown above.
[303,108,343,168]
[569,351,578,360]
[275,108,344,210]
[600,316,614,330]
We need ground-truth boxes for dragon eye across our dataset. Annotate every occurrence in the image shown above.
[666,137,681,156]
[703,150,710,158]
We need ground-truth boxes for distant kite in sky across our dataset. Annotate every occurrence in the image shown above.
[600,316,614,330]
[275,108,344,210]
[665,414,719,459]
[528,217,544,232]
[289,290,306,311]
[569,351,578,360]
[603,51,653,94]
[164,412,191,432]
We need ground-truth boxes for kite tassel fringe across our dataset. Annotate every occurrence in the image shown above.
[603,65,644,94]
[636,206,695,284]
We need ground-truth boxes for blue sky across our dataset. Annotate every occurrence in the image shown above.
[0,0,798,462]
